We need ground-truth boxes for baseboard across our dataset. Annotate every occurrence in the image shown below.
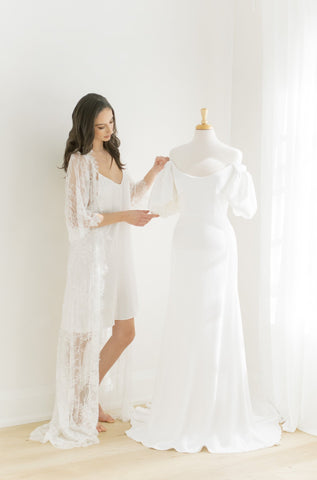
[0,385,54,428]
[0,369,155,429]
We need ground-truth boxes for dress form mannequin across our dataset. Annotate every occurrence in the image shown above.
[171,108,241,176]
[125,111,281,453]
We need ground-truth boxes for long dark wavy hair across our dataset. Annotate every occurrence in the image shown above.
[59,93,125,173]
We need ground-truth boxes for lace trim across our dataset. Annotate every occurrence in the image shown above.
[130,178,149,206]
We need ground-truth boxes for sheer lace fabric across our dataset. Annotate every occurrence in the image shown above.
[29,150,149,449]
[128,173,149,207]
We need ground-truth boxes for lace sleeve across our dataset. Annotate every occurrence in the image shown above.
[65,153,103,242]
[126,170,149,207]
[148,161,180,217]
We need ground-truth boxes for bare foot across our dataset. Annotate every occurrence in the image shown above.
[96,422,107,433]
[98,403,115,423]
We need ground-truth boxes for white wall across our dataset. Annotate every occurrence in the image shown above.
[0,0,235,426]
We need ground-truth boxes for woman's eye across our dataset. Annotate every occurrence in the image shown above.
[98,127,104,130]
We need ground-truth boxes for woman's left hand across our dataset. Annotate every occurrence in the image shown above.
[152,156,169,174]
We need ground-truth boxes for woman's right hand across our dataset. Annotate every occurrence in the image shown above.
[124,210,159,227]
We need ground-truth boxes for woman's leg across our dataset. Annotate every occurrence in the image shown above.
[98,318,135,423]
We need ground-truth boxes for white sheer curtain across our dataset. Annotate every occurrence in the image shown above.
[259,0,317,435]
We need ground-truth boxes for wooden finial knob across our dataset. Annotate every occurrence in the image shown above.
[196,107,212,130]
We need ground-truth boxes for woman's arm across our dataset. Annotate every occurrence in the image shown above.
[91,156,169,229]
[91,209,159,228]
[130,156,170,204]
[142,156,170,188]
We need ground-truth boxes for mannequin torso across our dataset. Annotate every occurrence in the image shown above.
[170,128,242,176]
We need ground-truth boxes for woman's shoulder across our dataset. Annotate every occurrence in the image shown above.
[69,150,93,167]
[69,149,90,160]
[69,150,83,162]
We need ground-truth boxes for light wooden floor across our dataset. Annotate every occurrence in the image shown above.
[0,420,316,480]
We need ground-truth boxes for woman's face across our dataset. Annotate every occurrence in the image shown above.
[94,107,114,142]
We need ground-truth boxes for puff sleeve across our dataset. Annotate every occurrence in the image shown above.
[221,159,257,219]
[65,152,103,242]
[148,161,180,217]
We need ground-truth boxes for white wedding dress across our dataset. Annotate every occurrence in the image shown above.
[126,157,281,453]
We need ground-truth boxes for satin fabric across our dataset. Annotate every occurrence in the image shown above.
[126,158,281,453]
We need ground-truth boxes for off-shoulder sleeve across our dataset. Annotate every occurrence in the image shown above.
[65,152,103,242]
[148,161,180,217]
[220,159,257,219]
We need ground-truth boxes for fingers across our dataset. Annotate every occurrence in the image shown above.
[137,210,159,218]
[155,156,170,167]
[130,210,160,227]
[136,213,159,226]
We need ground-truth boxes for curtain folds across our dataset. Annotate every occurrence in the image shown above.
[260,0,317,434]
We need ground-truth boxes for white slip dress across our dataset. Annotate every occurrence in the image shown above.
[97,169,138,326]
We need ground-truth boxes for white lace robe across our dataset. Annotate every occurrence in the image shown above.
[29,150,148,449]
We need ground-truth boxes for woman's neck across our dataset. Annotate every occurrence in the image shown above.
[92,140,105,152]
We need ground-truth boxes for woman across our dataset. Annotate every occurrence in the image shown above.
[29,93,168,449]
